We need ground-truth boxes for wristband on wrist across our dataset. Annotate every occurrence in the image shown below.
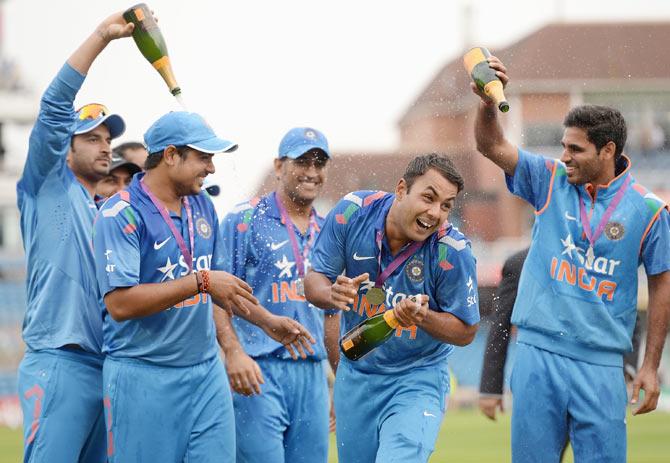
[200,269,210,293]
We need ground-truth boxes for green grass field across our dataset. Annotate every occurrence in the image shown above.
[1,409,668,462]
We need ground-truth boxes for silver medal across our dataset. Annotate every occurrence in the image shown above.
[586,245,595,267]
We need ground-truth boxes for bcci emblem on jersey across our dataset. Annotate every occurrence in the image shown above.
[196,217,212,239]
[405,257,424,283]
[605,222,625,241]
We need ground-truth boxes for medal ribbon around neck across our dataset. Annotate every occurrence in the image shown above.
[578,175,630,262]
[370,229,423,291]
[141,178,195,273]
[274,193,318,279]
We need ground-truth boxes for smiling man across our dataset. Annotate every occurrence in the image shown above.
[304,153,480,463]
[471,56,670,463]
[219,127,339,463]
[15,10,129,462]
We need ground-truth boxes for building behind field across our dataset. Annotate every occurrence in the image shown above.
[256,21,670,289]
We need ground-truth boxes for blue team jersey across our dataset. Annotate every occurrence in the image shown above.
[310,191,480,374]
[17,63,103,354]
[508,149,670,366]
[220,192,335,360]
[93,173,222,367]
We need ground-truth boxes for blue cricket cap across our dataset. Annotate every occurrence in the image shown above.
[278,127,330,159]
[144,111,238,155]
[74,103,126,139]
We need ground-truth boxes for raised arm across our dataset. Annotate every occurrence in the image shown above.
[19,11,134,197]
[67,11,134,75]
[471,56,518,176]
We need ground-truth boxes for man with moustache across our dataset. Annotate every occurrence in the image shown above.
[471,55,670,462]
[16,10,130,462]
[219,127,339,463]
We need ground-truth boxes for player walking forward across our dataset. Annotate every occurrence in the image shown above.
[16,11,131,462]
[93,112,313,462]
[219,127,338,463]
[471,55,670,462]
[305,154,480,463]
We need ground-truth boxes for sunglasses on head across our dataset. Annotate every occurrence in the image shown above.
[76,103,109,121]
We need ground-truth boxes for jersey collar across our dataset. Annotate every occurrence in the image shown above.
[581,155,633,201]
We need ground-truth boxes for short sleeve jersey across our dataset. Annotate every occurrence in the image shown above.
[219,192,335,360]
[507,149,670,366]
[310,191,480,374]
[93,173,223,366]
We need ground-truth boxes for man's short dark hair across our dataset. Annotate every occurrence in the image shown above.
[403,153,464,193]
[563,105,627,159]
[112,141,145,159]
[144,146,189,170]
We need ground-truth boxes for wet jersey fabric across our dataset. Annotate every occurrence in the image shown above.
[310,190,480,375]
[220,192,335,360]
[18,349,106,463]
[94,172,235,459]
[221,192,332,462]
[510,343,627,463]
[232,358,329,463]
[507,149,670,366]
[311,190,479,462]
[102,355,235,462]
[334,359,449,463]
[94,173,222,367]
[17,63,103,354]
[16,62,108,462]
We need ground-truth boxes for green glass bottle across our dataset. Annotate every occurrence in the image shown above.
[463,47,509,113]
[340,309,400,361]
[123,3,181,96]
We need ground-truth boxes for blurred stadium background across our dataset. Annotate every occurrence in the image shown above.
[1,1,670,461]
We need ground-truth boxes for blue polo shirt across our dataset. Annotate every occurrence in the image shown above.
[93,173,223,366]
[17,63,103,354]
[508,149,670,366]
[310,190,480,374]
[220,192,335,360]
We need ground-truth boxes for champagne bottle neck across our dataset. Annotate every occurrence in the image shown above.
[383,310,399,329]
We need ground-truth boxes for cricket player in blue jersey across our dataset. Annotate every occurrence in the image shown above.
[219,127,339,463]
[93,112,315,462]
[472,56,670,462]
[304,154,480,463]
[16,11,131,462]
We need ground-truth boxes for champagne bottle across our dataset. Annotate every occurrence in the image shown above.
[340,309,399,361]
[463,47,509,113]
[123,3,181,97]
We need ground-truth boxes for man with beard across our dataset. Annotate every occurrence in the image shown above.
[16,10,129,462]
[471,55,670,462]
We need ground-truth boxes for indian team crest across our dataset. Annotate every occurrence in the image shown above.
[196,217,212,239]
[405,256,424,283]
[605,221,625,241]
